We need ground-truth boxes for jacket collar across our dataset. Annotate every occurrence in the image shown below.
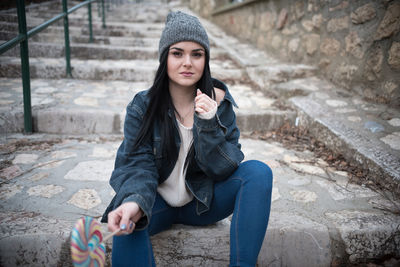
[212,78,238,108]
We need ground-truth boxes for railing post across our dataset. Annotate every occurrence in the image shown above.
[62,0,72,77]
[88,2,93,43]
[16,0,33,133]
[101,0,106,29]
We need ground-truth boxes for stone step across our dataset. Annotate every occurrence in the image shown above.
[79,21,165,31]
[0,31,159,47]
[0,22,84,37]
[286,79,400,196]
[19,3,168,24]
[246,64,319,92]
[21,1,90,14]
[2,106,295,135]
[1,40,228,61]
[97,3,169,23]
[0,14,103,30]
[0,5,88,23]
[271,77,332,99]
[0,57,246,82]
[0,135,398,266]
[0,57,156,81]
[0,4,104,25]
[0,13,45,25]
[0,22,163,38]
[2,42,158,60]
[0,78,294,135]
[263,75,400,198]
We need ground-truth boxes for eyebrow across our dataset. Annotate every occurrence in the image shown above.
[169,47,205,52]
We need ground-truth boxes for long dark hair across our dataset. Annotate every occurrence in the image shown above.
[134,48,215,169]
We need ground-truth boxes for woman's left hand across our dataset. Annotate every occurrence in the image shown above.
[195,89,217,114]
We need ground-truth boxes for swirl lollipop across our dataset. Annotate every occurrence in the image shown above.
[71,216,119,267]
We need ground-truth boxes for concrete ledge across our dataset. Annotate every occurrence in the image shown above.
[0,109,116,135]
[271,77,333,99]
[246,64,318,91]
[0,233,72,267]
[259,212,332,267]
[34,108,121,134]
[0,211,75,267]
[290,95,400,196]
[152,221,231,266]
[1,108,294,134]
[236,109,297,132]
[0,211,330,266]
[0,109,25,134]
[152,212,333,267]
[2,210,397,266]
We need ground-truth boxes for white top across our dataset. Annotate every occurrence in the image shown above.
[156,106,218,207]
[157,120,194,207]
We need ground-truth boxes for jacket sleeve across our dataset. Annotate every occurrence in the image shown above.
[193,99,244,181]
[108,94,158,230]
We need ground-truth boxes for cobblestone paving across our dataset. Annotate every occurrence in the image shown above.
[3,134,396,221]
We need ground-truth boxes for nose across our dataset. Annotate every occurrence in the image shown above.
[183,54,192,67]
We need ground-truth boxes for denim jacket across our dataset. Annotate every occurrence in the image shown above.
[101,78,244,230]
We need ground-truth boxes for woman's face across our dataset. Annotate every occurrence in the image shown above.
[167,41,205,90]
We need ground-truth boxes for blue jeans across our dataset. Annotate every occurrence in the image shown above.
[112,160,273,267]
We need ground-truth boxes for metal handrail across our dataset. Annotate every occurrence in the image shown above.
[0,0,107,133]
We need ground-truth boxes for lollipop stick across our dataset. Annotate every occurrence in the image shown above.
[103,228,122,242]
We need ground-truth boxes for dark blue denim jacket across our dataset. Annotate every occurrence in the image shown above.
[101,78,244,229]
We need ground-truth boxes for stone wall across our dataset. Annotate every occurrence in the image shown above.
[189,0,400,107]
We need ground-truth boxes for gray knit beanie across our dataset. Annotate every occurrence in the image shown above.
[159,11,209,61]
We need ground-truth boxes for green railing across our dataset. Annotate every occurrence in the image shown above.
[0,0,107,133]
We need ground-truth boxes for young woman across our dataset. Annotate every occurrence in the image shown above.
[101,11,273,267]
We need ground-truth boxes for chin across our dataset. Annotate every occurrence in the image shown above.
[173,79,199,88]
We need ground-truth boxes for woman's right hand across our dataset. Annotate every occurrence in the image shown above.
[107,202,143,235]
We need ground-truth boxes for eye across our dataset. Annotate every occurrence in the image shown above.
[192,52,203,58]
[171,51,182,57]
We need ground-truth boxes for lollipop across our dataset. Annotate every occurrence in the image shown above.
[70,217,109,267]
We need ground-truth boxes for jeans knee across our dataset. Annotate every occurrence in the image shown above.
[239,160,273,192]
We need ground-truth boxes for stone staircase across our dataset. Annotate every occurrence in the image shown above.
[199,14,400,198]
[0,1,399,266]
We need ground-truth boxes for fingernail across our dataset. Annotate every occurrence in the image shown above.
[120,224,126,230]
[129,222,134,229]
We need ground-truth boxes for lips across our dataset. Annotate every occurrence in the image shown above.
[180,72,194,77]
